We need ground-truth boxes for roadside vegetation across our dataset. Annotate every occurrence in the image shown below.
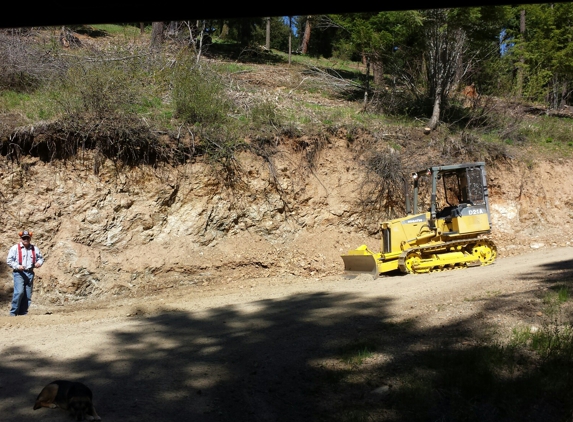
[1,13,573,179]
[324,281,573,421]
[1,20,572,208]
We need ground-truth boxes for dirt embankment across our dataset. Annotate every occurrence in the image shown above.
[0,128,571,308]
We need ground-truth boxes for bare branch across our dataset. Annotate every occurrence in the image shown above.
[314,15,349,32]
[303,65,363,95]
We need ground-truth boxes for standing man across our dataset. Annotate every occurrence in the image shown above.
[7,230,44,316]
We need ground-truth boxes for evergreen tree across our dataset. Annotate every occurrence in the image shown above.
[505,3,573,107]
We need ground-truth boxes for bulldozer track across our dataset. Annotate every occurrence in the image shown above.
[398,238,497,274]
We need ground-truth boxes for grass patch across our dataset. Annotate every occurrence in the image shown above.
[380,341,572,421]
[338,340,376,367]
[212,62,253,74]
[543,286,570,317]
[0,90,57,121]
[511,323,573,357]
[0,91,30,109]
[128,95,163,115]
[29,92,59,120]
[272,50,362,75]
[90,24,143,38]
[510,285,573,359]
[517,115,573,157]
[549,285,570,302]
[249,99,283,129]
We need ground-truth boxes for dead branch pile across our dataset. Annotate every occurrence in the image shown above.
[0,31,68,91]
[302,66,364,98]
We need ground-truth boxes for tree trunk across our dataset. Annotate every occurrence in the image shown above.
[288,17,292,65]
[196,20,206,65]
[423,10,467,131]
[220,23,229,40]
[517,9,525,98]
[301,16,311,54]
[150,22,165,50]
[452,52,463,92]
[363,55,371,108]
[561,80,568,107]
[428,87,442,130]
[372,54,384,87]
[265,17,270,50]
[167,21,178,37]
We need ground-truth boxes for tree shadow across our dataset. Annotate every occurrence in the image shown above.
[1,269,573,421]
[530,258,573,283]
[1,292,395,421]
[204,43,285,64]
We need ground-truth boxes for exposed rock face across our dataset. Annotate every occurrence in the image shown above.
[488,160,573,251]
[1,136,572,305]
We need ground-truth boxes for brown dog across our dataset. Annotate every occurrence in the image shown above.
[33,380,101,421]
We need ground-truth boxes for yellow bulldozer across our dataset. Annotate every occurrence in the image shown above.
[342,162,497,277]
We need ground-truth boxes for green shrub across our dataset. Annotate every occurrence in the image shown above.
[74,65,135,115]
[250,99,282,128]
[172,54,231,125]
[49,50,155,118]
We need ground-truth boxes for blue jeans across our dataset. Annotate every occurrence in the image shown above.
[10,270,34,316]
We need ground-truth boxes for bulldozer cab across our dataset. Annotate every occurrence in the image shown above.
[410,162,491,231]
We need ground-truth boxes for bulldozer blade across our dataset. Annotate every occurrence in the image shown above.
[341,254,379,279]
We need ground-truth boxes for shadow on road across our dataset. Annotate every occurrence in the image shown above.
[520,258,573,284]
[1,268,573,421]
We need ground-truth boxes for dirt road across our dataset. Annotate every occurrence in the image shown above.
[1,246,572,422]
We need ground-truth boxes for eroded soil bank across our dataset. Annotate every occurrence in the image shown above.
[0,130,572,307]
